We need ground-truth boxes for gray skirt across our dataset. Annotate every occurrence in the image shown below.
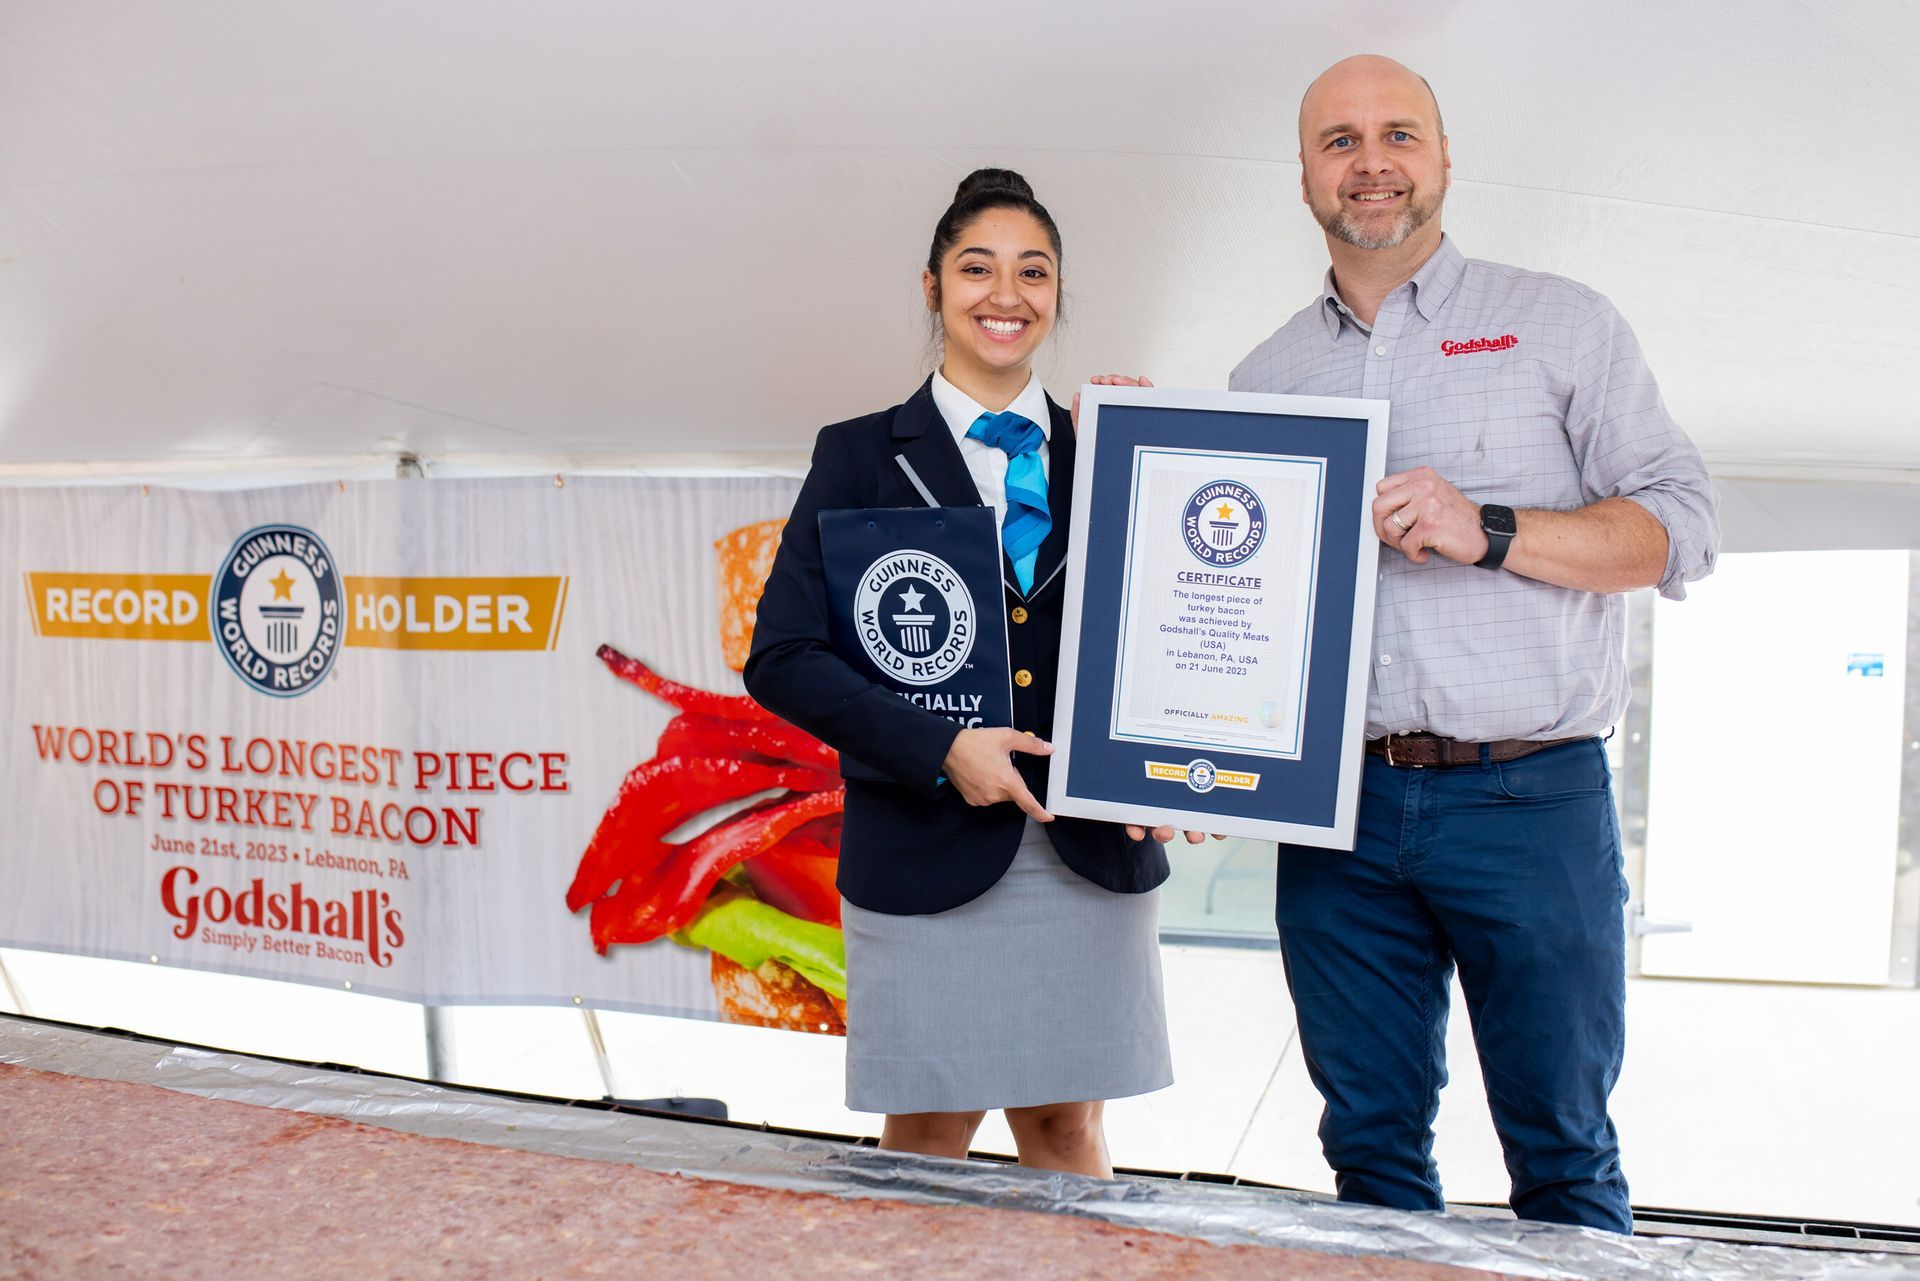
[841,820,1172,1115]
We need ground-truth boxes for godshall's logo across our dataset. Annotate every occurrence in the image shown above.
[211,525,343,697]
[1440,333,1518,357]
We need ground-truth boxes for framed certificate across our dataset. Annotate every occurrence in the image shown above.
[1048,386,1389,848]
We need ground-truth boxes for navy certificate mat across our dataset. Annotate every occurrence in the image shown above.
[1049,388,1389,849]
[819,506,1014,784]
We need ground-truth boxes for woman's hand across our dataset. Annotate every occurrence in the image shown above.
[1124,824,1216,845]
[943,728,1054,822]
[1071,374,1154,428]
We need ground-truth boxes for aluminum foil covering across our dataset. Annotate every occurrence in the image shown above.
[3,1016,1912,1281]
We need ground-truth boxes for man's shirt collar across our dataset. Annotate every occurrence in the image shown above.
[1319,233,1466,336]
[1408,233,1465,320]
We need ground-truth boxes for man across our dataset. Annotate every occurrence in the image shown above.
[1231,55,1718,1233]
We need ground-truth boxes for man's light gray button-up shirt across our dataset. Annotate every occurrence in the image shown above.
[1230,236,1719,742]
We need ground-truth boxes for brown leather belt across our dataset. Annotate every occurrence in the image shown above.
[1365,732,1587,768]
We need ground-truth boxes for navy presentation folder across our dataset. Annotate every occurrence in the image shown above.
[818,506,1013,783]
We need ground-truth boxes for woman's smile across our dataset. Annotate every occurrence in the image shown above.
[974,314,1031,342]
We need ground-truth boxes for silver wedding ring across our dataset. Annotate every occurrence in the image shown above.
[1389,510,1411,533]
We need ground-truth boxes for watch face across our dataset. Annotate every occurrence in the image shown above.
[1481,505,1518,536]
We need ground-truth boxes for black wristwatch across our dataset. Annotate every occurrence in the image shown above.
[1475,504,1517,570]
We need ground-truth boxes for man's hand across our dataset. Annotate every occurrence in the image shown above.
[1373,466,1488,566]
[943,728,1054,822]
[1124,823,1216,845]
[1072,374,1154,428]
[1375,471,1669,591]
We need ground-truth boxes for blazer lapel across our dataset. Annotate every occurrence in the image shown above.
[1023,396,1074,599]
[891,378,986,510]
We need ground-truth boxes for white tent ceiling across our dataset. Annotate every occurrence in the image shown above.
[2,1,1918,505]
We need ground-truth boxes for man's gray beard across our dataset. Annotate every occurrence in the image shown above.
[1316,191,1440,250]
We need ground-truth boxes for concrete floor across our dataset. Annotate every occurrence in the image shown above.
[3,943,1916,1229]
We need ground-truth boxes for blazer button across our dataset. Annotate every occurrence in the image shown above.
[1010,606,1029,624]
[1014,669,1033,687]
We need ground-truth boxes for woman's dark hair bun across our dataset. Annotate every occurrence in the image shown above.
[951,167,1036,205]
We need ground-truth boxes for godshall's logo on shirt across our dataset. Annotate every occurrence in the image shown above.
[1440,334,1519,357]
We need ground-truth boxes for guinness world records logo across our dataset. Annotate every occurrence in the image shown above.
[210,524,343,697]
[854,550,975,687]
[1183,480,1265,567]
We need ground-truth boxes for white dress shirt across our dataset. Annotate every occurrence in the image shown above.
[928,370,1052,533]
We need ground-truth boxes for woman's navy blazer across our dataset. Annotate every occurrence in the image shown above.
[743,378,1169,916]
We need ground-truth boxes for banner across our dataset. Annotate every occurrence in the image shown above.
[0,476,874,1035]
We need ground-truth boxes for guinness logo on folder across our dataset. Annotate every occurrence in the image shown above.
[819,507,1014,781]
[853,550,975,684]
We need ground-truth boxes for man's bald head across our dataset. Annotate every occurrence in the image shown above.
[1298,55,1444,153]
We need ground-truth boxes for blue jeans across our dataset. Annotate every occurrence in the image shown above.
[1274,738,1631,1233]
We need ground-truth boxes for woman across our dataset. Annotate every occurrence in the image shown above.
[744,169,1194,1178]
